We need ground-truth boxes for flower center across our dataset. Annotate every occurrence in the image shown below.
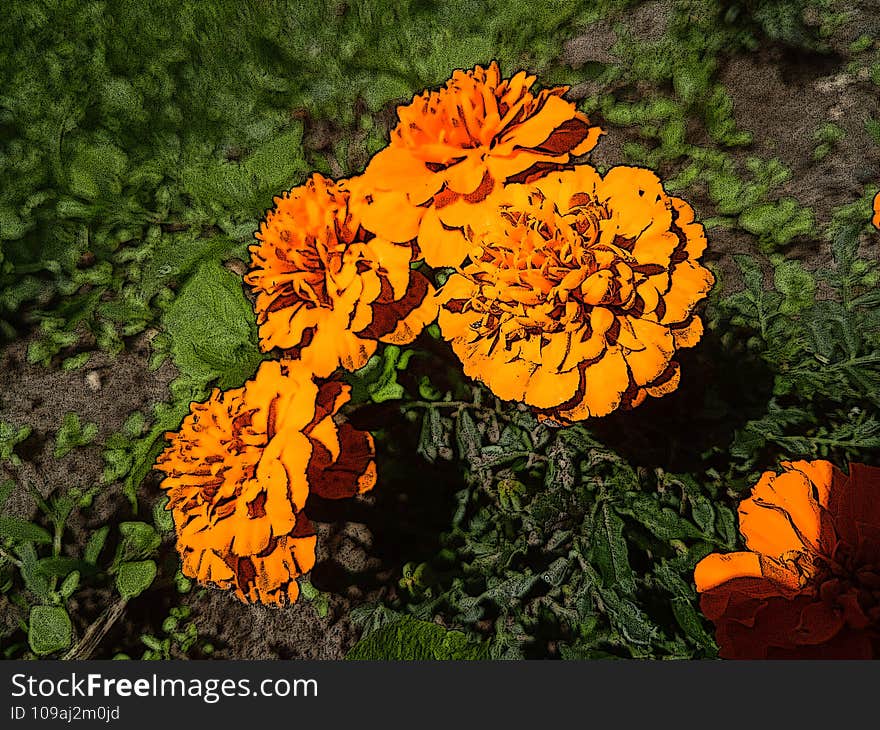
[461,190,647,346]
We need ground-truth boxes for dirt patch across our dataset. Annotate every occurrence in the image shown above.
[720,47,880,229]
[0,334,177,517]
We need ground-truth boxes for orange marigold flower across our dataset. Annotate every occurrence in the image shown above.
[873,191,880,229]
[695,460,880,659]
[436,165,714,422]
[245,173,437,378]
[155,360,377,606]
[357,61,603,267]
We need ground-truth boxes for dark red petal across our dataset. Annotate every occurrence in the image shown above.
[307,423,376,500]
[357,270,431,341]
[532,117,592,155]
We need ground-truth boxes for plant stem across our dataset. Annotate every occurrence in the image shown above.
[0,546,23,569]
[62,597,128,661]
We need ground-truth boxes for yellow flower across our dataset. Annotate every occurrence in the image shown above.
[357,61,603,267]
[245,173,436,377]
[436,165,713,421]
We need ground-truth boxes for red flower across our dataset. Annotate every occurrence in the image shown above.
[695,460,880,659]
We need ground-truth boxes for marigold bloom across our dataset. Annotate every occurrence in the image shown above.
[245,173,436,377]
[695,460,880,659]
[873,192,880,229]
[357,61,603,267]
[155,360,376,606]
[436,165,713,421]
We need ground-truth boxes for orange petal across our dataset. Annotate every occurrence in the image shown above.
[523,362,581,409]
[417,208,471,267]
[560,346,629,420]
[671,316,704,349]
[781,459,833,509]
[364,146,440,205]
[739,469,821,559]
[694,551,763,592]
[661,260,715,324]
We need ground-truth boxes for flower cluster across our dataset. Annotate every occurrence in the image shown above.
[156,61,715,607]
[359,62,713,421]
[695,460,880,659]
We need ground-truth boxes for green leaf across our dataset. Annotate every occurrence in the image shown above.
[774,259,816,315]
[0,479,13,510]
[670,597,715,648]
[54,412,98,458]
[65,141,128,201]
[84,526,110,565]
[347,616,489,660]
[59,570,80,599]
[688,493,715,535]
[161,260,264,390]
[739,199,814,249]
[621,495,704,541]
[28,605,72,656]
[0,516,52,545]
[37,557,91,578]
[116,560,157,599]
[591,503,636,595]
[152,496,175,534]
[116,521,160,563]
[17,543,50,600]
[0,423,31,466]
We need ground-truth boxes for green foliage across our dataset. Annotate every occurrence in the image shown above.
[54,412,98,458]
[28,605,72,656]
[737,199,815,250]
[138,606,200,660]
[719,220,880,470]
[718,0,832,49]
[115,560,157,599]
[0,423,31,466]
[161,260,263,390]
[347,616,490,660]
[1,483,165,658]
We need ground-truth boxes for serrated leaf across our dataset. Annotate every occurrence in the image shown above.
[455,408,480,461]
[688,493,715,535]
[622,496,704,541]
[670,597,715,649]
[591,503,636,595]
